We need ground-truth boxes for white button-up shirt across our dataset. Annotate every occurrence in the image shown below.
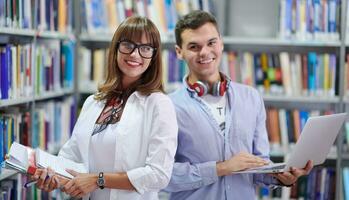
[59,91,178,200]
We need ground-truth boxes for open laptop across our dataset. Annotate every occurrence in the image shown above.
[235,112,348,174]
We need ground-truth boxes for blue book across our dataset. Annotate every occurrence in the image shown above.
[306,169,317,199]
[163,0,177,33]
[1,47,8,99]
[299,110,309,131]
[315,168,326,199]
[178,60,186,82]
[285,110,295,143]
[285,0,293,37]
[6,45,11,99]
[0,117,4,161]
[32,111,39,148]
[308,52,317,95]
[10,117,15,146]
[45,0,51,30]
[313,0,321,33]
[91,0,105,30]
[21,0,27,28]
[80,0,87,32]
[62,41,75,89]
[70,99,77,134]
[168,51,176,83]
[258,186,269,198]
[328,0,337,33]
[3,118,8,158]
[253,54,263,86]
[325,168,336,200]
[306,0,313,34]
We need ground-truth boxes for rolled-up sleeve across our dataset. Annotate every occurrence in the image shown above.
[164,161,218,192]
[127,95,178,194]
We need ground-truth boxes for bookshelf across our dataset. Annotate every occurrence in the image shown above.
[226,1,348,200]
[223,36,342,47]
[76,0,348,199]
[0,0,76,199]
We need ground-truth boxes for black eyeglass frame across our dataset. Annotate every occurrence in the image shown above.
[116,39,157,59]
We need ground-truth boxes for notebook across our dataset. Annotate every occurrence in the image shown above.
[2,142,36,175]
[3,142,87,179]
[235,112,347,174]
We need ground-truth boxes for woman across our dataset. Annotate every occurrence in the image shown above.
[34,16,178,200]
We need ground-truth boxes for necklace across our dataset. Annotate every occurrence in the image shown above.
[92,96,124,136]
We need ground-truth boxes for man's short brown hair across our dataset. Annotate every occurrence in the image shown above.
[175,10,220,47]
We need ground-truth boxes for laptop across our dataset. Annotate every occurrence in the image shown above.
[235,112,348,174]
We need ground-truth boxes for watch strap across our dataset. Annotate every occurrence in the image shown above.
[97,172,105,189]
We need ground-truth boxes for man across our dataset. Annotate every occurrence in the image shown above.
[164,10,313,200]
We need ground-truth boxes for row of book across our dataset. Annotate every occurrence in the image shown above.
[0,97,76,162]
[265,108,334,154]
[0,40,75,100]
[257,167,336,200]
[163,49,188,85]
[80,0,215,35]
[279,0,340,41]
[0,0,73,33]
[223,51,337,97]
[0,44,32,100]
[78,47,108,91]
[168,50,338,97]
[78,48,339,97]
[78,47,189,92]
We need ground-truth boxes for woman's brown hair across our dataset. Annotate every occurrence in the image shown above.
[95,16,164,102]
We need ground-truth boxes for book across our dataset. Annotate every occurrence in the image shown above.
[3,142,36,175]
[3,142,87,179]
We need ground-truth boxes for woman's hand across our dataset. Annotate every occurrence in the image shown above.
[61,169,99,198]
[32,167,60,192]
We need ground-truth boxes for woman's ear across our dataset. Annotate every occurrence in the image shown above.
[175,45,183,60]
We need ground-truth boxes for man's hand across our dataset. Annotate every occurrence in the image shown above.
[61,169,99,198]
[216,152,269,176]
[271,160,313,186]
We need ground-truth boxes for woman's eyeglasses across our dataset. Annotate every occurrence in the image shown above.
[91,99,124,136]
[117,40,156,59]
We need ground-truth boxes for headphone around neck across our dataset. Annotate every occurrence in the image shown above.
[187,76,228,97]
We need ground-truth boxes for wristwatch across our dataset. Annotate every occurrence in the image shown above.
[97,172,105,189]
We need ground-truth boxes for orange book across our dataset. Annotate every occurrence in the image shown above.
[267,108,281,146]
[292,110,301,141]
[58,0,67,33]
